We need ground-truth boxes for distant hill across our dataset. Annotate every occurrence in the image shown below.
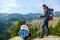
[8,13,25,21]
[0,11,60,22]
[8,13,39,21]
[0,13,38,22]
[54,11,60,17]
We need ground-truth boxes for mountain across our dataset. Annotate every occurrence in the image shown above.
[0,13,8,22]
[8,13,39,21]
[54,11,60,17]
[0,13,38,22]
[0,11,60,22]
[8,13,25,21]
[24,13,38,21]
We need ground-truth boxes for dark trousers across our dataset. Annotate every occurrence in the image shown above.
[41,18,49,36]
[24,33,31,40]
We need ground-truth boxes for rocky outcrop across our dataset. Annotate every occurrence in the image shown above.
[9,36,60,40]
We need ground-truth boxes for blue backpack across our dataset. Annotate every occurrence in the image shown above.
[49,8,54,16]
[19,29,27,38]
[48,8,54,20]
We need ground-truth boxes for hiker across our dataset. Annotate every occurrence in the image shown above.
[38,4,54,38]
[19,21,31,40]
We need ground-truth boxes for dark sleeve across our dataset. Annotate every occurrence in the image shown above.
[40,9,49,17]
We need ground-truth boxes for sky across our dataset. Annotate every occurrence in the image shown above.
[0,0,60,14]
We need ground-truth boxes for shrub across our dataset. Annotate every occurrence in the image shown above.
[51,20,60,36]
[31,31,41,39]
[11,21,22,38]
[49,25,53,35]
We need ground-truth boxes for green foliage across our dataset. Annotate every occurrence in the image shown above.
[30,20,60,39]
[11,21,22,38]
[49,25,53,35]
[0,21,12,40]
[0,13,60,40]
[51,20,60,36]
[0,30,11,40]
[31,31,41,39]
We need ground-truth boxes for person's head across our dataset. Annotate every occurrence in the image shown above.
[22,21,26,25]
[42,4,47,10]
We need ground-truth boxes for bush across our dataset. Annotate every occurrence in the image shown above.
[49,25,53,35]
[51,20,60,36]
[31,31,41,39]
[0,30,11,40]
[11,21,22,38]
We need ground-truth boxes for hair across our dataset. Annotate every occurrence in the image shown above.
[22,21,26,25]
[42,4,47,7]
[46,6,48,9]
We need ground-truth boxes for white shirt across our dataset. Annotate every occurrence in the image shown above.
[20,24,29,36]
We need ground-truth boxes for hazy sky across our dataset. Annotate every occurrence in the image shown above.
[0,0,60,14]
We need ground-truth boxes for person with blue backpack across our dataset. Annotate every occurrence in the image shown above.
[19,21,31,40]
[38,4,54,38]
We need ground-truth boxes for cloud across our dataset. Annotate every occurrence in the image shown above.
[0,0,18,13]
[16,0,60,14]
[42,0,60,11]
[1,8,10,13]
[0,0,60,14]
[53,5,60,11]
[7,0,18,7]
[0,0,17,7]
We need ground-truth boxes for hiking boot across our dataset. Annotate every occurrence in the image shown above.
[46,34,49,37]
[46,35,48,37]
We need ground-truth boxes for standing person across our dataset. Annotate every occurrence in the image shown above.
[39,4,53,38]
[20,21,31,40]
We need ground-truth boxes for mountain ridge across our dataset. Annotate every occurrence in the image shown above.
[0,11,60,21]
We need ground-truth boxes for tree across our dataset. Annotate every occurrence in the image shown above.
[11,21,22,38]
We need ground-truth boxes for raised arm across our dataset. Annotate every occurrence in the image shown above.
[40,9,49,18]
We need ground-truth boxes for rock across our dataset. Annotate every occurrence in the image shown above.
[33,36,60,40]
[9,36,23,40]
[9,36,60,40]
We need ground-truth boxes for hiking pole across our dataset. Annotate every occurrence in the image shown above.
[36,14,41,37]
